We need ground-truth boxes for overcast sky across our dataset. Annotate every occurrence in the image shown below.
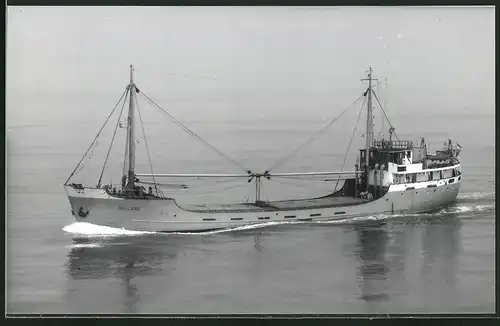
[6,6,495,121]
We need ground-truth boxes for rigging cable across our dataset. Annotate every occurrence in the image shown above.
[372,90,400,141]
[97,87,130,187]
[266,93,366,173]
[135,89,159,196]
[138,91,251,174]
[376,78,388,139]
[138,181,187,189]
[65,86,129,185]
[333,95,366,192]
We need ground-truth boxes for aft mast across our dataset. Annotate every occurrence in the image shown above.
[124,65,137,192]
[361,67,377,186]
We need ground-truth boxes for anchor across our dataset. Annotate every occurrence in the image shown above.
[78,207,89,218]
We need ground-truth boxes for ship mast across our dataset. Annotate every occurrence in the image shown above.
[125,65,137,191]
[361,67,377,186]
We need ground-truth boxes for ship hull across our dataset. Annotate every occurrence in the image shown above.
[64,176,461,232]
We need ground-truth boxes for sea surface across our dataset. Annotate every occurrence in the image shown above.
[6,90,495,314]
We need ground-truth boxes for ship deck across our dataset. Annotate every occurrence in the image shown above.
[180,195,370,213]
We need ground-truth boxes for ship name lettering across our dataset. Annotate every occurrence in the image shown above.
[118,206,140,211]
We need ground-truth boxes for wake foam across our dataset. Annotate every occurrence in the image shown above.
[439,205,474,214]
[314,214,391,225]
[62,222,156,237]
[170,221,291,235]
[476,204,495,212]
[66,243,103,249]
[458,192,495,200]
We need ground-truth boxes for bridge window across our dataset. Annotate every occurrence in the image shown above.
[442,169,453,179]
[416,172,427,182]
[398,166,406,172]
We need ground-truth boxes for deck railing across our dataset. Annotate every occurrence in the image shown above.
[373,140,414,149]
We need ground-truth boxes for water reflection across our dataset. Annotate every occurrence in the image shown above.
[65,234,180,313]
[354,222,390,302]
[419,215,462,311]
[254,233,264,252]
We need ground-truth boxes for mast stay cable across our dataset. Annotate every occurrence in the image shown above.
[138,91,251,174]
[333,95,366,192]
[376,78,387,139]
[97,87,130,187]
[65,86,129,185]
[266,93,366,173]
[135,89,160,196]
[372,90,400,141]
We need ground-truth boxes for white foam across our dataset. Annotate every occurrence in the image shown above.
[475,204,495,212]
[172,221,290,235]
[66,243,103,249]
[454,206,474,213]
[315,214,391,225]
[458,192,495,200]
[62,222,156,237]
[438,205,473,214]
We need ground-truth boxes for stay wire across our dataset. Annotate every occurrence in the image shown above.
[65,86,129,185]
[376,78,387,139]
[97,87,130,187]
[267,93,366,173]
[138,91,251,174]
[135,89,159,196]
[333,95,366,192]
[372,90,400,141]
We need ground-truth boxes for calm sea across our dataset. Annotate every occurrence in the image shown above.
[6,90,495,314]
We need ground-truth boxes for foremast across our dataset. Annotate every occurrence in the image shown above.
[124,65,137,192]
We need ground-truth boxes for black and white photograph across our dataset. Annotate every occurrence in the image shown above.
[6,6,495,315]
